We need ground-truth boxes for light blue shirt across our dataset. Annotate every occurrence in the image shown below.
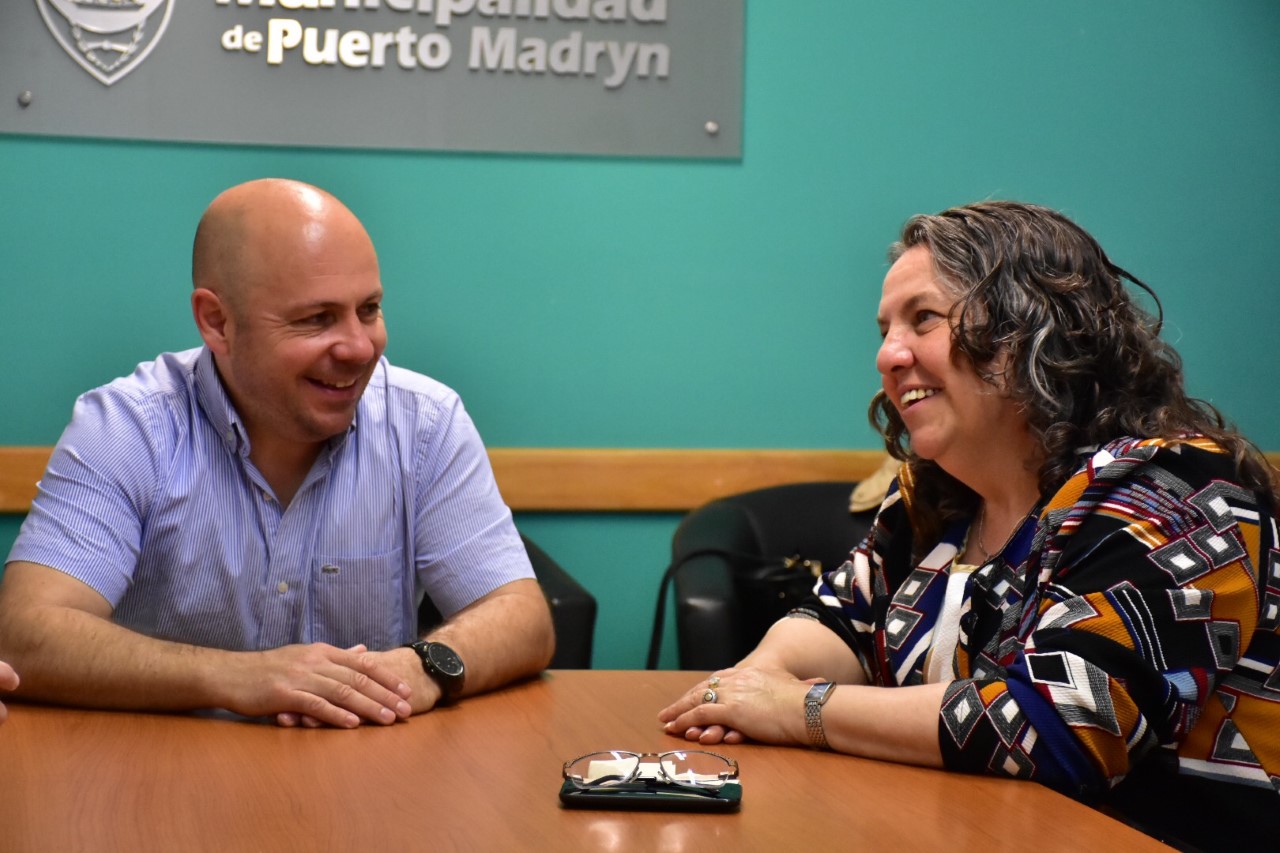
[8,347,533,652]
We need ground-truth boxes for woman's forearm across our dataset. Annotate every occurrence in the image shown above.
[738,615,868,684]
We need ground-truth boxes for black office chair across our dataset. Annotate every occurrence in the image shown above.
[663,482,877,671]
[418,533,597,669]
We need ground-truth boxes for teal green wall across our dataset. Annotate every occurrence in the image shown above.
[3,2,1278,669]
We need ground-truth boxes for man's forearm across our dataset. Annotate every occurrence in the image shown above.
[3,603,415,726]
[0,562,413,726]
[424,578,555,697]
[0,599,237,712]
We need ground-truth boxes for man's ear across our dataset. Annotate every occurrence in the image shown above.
[192,288,231,355]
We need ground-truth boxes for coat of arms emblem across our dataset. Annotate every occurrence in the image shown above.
[36,0,174,87]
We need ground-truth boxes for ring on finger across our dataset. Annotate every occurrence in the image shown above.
[708,675,721,689]
[702,688,718,704]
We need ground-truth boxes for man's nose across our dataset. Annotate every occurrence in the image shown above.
[331,315,376,363]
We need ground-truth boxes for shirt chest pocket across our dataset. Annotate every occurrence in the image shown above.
[310,547,406,651]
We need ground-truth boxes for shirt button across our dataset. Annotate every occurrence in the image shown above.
[277,582,289,594]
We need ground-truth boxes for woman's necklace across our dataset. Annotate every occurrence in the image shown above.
[972,504,994,562]
[972,502,1028,563]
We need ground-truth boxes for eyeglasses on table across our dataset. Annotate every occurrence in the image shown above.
[562,750,739,796]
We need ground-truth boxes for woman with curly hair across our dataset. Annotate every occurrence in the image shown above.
[660,201,1280,849]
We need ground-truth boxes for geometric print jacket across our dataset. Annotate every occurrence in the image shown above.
[811,436,1280,800]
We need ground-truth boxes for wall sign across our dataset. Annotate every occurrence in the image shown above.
[36,1,176,87]
[1,0,743,158]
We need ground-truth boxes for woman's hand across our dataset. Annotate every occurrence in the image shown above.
[658,666,824,747]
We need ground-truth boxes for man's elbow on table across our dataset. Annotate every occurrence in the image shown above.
[503,578,557,675]
[0,561,113,679]
[421,578,557,701]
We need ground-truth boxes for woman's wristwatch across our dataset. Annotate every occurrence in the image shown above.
[804,682,837,749]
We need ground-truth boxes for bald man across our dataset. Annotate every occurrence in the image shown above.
[0,179,554,728]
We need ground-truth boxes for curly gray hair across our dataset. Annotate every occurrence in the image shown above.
[869,201,1273,541]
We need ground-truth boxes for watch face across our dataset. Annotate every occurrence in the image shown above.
[427,643,464,677]
[805,682,835,704]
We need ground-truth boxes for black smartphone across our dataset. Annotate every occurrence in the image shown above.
[559,780,742,813]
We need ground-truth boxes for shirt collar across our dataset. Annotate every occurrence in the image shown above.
[194,347,248,457]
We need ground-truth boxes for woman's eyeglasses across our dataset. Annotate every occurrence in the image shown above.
[562,750,739,796]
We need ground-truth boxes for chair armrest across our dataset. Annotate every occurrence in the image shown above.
[670,499,764,670]
[523,534,597,669]
[673,554,745,670]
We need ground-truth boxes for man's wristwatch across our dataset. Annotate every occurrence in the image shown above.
[804,682,837,749]
[403,640,465,703]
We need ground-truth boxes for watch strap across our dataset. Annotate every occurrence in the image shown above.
[403,640,464,702]
[804,682,836,749]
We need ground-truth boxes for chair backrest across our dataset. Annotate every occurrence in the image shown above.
[714,481,875,572]
[669,481,877,669]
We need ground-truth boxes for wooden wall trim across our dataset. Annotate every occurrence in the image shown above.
[487,448,888,511]
[1,448,53,516]
[7,446,1279,514]
[0,446,888,514]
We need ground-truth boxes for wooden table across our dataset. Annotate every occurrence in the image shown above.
[0,670,1166,852]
